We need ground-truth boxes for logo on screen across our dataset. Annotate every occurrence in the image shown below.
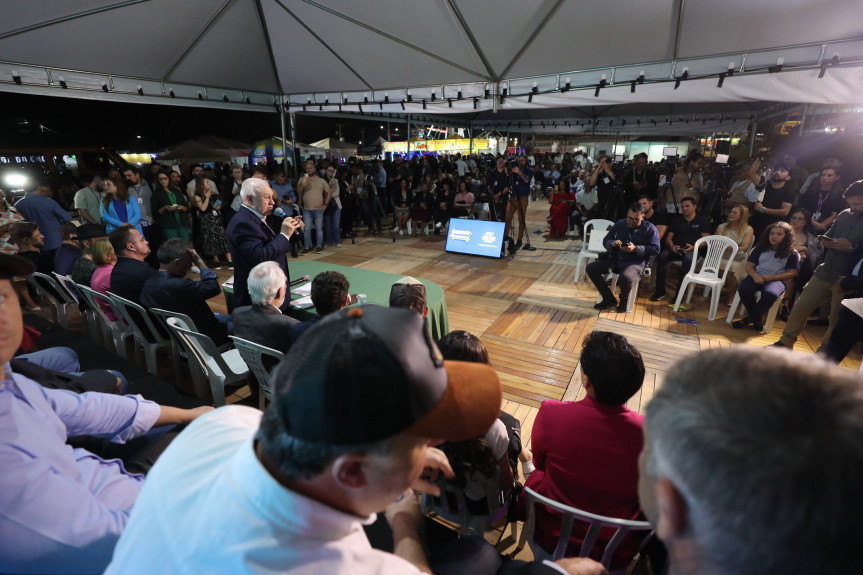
[449,229,472,242]
[481,231,496,243]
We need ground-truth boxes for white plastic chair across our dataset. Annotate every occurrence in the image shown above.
[26,272,77,328]
[229,336,284,410]
[574,219,614,282]
[150,308,225,391]
[109,293,172,375]
[672,235,738,321]
[166,316,248,406]
[53,272,100,342]
[514,486,653,573]
[725,290,783,333]
[421,465,513,538]
[75,284,134,357]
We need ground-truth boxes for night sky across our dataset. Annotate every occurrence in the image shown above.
[0,91,413,152]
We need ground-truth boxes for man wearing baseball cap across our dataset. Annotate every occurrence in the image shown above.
[108,307,604,574]
[0,253,213,574]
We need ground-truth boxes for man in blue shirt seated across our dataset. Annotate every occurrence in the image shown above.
[586,203,661,313]
[288,270,349,347]
[140,238,233,346]
[54,221,83,276]
[0,252,212,574]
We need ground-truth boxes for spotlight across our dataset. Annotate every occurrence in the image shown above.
[379,102,383,110]
[364,94,369,103]
[727,62,735,77]
[531,81,538,95]
[561,76,571,92]
[768,58,784,73]
[400,101,405,110]
[448,99,452,108]
[384,93,389,104]
[11,70,21,85]
[473,97,478,110]
[718,73,726,87]
[358,104,363,114]
[170,90,176,98]
[102,83,109,93]
[319,105,323,111]
[638,71,645,84]
[431,92,436,102]
[344,97,348,104]
[407,91,413,102]
[302,104,307,112]
[325,98,329,105]
[484,87,490,98]
[457,89,463,100]
[594,74,606,97]
[631,80,636,93]
[819,54,839,79]
[528,92,533,103]
[223,95,229,102]
[422,100,427,110]
[136,84,143,95]
[59,76,68,89]
[197,91,204,100]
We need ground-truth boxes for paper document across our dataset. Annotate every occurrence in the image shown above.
[841,297,863,319]
[291,283,312,297]
[291,295,315,309]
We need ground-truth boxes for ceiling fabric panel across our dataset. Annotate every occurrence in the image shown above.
[0,0,121,34]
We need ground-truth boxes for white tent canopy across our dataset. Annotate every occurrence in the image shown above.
[0,0,861,125]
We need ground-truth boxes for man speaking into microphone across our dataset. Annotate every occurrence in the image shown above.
[227,178,304,313]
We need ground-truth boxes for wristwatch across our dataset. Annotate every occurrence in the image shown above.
[848,244,858,253]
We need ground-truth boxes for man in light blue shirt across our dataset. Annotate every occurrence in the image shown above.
[0,252,212,574]
[14,179,70,253]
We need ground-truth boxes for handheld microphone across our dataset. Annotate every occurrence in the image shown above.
[290,275,310,287]
[273,207,288,218]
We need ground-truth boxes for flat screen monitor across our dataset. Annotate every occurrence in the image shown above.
[614,154,624,162]
[715,153,730,164]
[663,146,678,156]
[444,218,505,259]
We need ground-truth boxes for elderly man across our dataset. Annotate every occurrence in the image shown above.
[108,306,598,574]
[0,253,212,574]
[231,261,300,354]
[226,178,302,312]
[140,239,232,347]
[389,276,428,317]
[639,346,863,575]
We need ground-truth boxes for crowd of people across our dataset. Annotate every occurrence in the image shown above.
[1,146,862,574]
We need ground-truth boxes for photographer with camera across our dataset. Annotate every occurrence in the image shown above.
[488,157,511,224]
[587,203,660,312]
[589,155,617,219]
[650,196,712,302]
[506,155,534,250]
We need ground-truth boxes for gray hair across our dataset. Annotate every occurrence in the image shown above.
[240,177,270,201]
[156,238,191,265]
[247,261,285,306]
[255,399,400,480]
[644,346,863,575]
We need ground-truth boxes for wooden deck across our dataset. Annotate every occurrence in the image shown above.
[210,198,861,448]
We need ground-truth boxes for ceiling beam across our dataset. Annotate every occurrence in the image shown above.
[498,0,565,80]
[162,0,233,83]
[0,0,153,41]
[445,0,497,80]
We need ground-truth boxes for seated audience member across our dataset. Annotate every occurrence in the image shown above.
[451,180,475,219]
[638,195,667,241]
[389,276,428,317]
[0,252,212,574]
[89,237,120,321]
[140,239,232,346]
[547,179,576,238]
[391,178,413,234]
[9,221,52,274]
[731,222,799,331]
[70,223,107,287]
[231,261,299,355]
[54,221,83,276]
[587,203,660,312]
[522,331,645,569]
[650,196,711,302]
[640,347,863,575]
[288,270,349,346]
[109,223,155,303]
[107,306,516,573]
[781,207,823,320]
[715,205,754,305]
[824,243,863,363]
[11,347,126,395]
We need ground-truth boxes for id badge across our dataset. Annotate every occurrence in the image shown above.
[137,197,144,204]
[813,211,821,221]
[602,177,610,185]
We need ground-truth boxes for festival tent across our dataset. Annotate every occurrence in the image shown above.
[0,0,860,131]
[157,141,230,163]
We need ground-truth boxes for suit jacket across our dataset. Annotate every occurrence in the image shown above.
[839,244,863,297]
[232,303,298,355]
[141,269,228,346]
[226,206,292,311]
[110,257,156,304]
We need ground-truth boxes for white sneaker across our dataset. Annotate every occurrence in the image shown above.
[214,265,222,270]
[435,222,442,229]
[190,265,201,274]
[399,230,404,236]
[392,226,400,232]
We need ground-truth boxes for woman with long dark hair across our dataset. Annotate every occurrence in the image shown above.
[780,207,824,320]
[152,171,190,241]
[548,179,576,238]
[732,221,799,332]
[100,178,141,234]
[391,178,413,235]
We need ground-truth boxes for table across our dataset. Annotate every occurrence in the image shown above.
[223,261,449,341]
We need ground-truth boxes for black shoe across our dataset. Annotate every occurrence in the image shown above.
[515,239,523,249]
[752,322,764,332]
[771,340,790,348]
[522,243,536,251]
[650,292,667,302]
[593,299,617,310]
[616,301,629,313]
[731,320,747,329]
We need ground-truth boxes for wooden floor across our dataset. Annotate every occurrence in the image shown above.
[210,198,862,454]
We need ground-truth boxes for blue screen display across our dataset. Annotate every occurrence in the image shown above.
[444,219,505,258]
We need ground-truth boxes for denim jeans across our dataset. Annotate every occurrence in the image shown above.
[324,207,342,245]
[302,208,324,249]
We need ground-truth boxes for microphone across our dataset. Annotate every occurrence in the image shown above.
[290,275,310,287]
[273,207,288,218]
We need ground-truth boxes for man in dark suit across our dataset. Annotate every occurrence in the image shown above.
[226,178,302,312]
[231,261,299,354]
[141,239,232,347]
[825,243,863,363]
[108,223,156,303]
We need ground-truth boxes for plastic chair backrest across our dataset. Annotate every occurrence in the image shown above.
[150,308,200,349]
[76,283,121,326]
[53,273,83,304]
[166,316,228,379]
[229,336,284,402]
[687,235,738,280]
[28,272,71,305]
[429,464,504,526]
[108,292,169,345]
[521,486,653,567]
[583,219,614,244]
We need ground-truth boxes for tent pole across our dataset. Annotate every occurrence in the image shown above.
[278,97,288,169]
[407,113,411,157]
[799,104,809,135]
[748,114,758,157]
[469,120,474,157]
[290,112,298,173]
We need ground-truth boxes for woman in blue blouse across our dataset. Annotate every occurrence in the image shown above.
[732,221,799,332]
[100,178,142,234]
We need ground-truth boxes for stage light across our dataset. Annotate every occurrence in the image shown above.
[102,83,109,93]
[473,97,478,109]
[198,91,204,100]
[422,100,427,110]
[769,58,784,73]
[136,84,143,95]
[223,95,229,102]
[717,73,726,88]
[11,70,21,85]
[561,76,571,92]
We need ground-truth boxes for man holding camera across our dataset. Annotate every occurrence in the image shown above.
[650,196,711,302]
[506,155,534,250]
[587,203,660,312]
[589,155,617,218]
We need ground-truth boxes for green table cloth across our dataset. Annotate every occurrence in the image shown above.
[224,261,449,342]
